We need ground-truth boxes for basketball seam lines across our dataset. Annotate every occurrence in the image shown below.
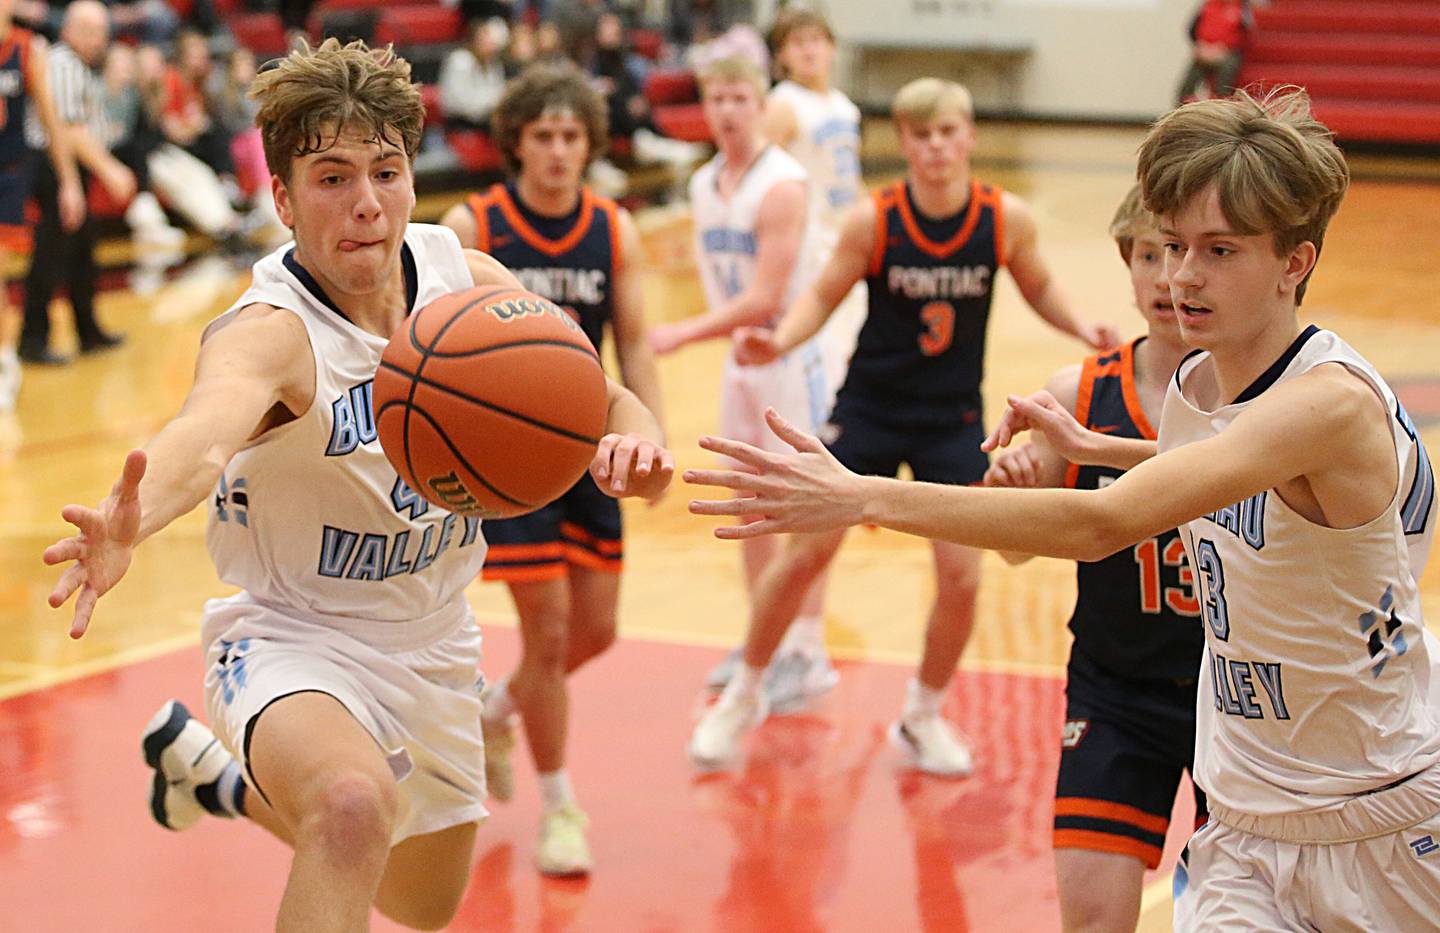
[401,292,494,491]
[376,399,531,508]
[418,338,600,361]
[378,359,602,445]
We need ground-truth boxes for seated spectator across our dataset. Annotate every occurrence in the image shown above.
[440,18,508,132]
[160,27,233,179]
[505,20,537,76]
[535,21,564,65]
[1175,0,1252,104]
[591,13,702,169]
[207,46,269,204]
[102,42,186,258]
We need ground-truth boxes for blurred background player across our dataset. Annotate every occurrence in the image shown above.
[648,53,838,714]
[441,63,665,878]
[983,185,1204,933]
[687,77,1119,773]
[0,0,84,407]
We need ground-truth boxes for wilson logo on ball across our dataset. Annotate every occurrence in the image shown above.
[485,296,581,334]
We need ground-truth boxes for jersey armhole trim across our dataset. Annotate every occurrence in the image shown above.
[991,186,1007,268]
[466,191,492,253]
[867,184,895,278]
[1120,339,1158,441]
[1065,354,1102,489]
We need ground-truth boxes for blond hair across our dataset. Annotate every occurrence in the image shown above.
[250,38,424,182]
[697,54,769,98]
[1109,184,1162,264]
[892,78,973,126]
[492,63,609,174]
[1137,87,1349,304]
[769,8,835,70]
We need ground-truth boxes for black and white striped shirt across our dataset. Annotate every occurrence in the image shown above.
[24,42,109,151]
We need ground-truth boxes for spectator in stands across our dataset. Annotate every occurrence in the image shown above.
[207,45,270,208]
[591,12,703,170]
[14,0,179,43]
[102,42,186,257]
[505,20,538,76]
[535,21,564,65]
[160,27,234,179]
[1175,0,1253,105]
[551,0,605,66]
[19,0,131,364]
[459,0,516,25]
[440,17,508,133]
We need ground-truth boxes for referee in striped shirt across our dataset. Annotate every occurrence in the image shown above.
[20,1,134,364]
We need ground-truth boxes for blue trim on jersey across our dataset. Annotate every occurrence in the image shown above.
[283,242,419,324]
[1233,324,1320,403]
[1397,403,1436,536]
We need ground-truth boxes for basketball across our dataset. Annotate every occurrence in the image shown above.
[373,285,608,519]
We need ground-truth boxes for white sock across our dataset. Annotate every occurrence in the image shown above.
[0,346,17,367]
[538,769,576,811]
[903,678,945,721]
[725,662,765,700]
[787,616,826,653]
[483,677,514,722]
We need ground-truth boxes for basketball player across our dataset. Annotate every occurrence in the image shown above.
[0,0,85,410]
[648,54,840,714]
[685,77,1119,772]
[687,89,1440,930]
[42,40,670,932]
[984,186,1204,933]
[439,64,665,877]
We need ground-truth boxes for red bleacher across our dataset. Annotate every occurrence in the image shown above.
[1240,0,1440,145]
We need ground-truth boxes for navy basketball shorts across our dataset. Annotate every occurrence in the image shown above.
[0,159,33,253]
[822,397,989,486]
[482,473,622,583]
[1054,646,1207,869]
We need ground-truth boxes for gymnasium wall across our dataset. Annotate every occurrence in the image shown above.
[826,0,1194,122]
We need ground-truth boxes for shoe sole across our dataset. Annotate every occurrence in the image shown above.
[887,721,974,778]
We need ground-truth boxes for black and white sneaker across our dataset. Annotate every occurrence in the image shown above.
[142,701,236,831]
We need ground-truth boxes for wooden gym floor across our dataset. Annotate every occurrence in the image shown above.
[2,122,1438,931]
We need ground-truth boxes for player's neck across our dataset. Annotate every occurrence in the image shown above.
[1209,311,1304,405]
[719,135,766,177]
[291,244,410,338]
[1135,329,1188,390]
[908,169,973,218]
[515,175,582,217]
[791,73,830,93]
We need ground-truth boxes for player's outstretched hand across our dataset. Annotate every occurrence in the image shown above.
[647,323,687,357]
[43,449,147,639]
[592,433,675,501]
[981,390,1093,460]
[983,442,1044,488]
[732,327,780,366]
[685,408,866,538]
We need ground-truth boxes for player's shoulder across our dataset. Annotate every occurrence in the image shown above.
[1045,362,1084,414]
[202,300,309,349]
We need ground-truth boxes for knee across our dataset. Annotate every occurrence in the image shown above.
[299,771,398,860]
[523,616,571,673]
[569,611,617,666]
[936,560,981,605]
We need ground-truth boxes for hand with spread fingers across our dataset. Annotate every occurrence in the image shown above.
[684,407,868,537]
[591,433,676,501]
[43,449,148,639]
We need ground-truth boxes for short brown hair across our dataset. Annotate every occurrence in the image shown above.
[1109,184,1161,264]
[696,54,769,98]
[250,38,424,182]
[769,9,834,60]
[492,63,609,174]
[1137,86,1349,304]
[892,78,973,126]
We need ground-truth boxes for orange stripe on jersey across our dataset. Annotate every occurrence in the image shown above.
[1052,829,1163,869]
[595,192,623,280]
[1054,797,1171,835]
[559,521,623,555]
[1064,354,1104,490]
[465,189,497,252]
[991,186,1008,268]
[494,185,597,257]
[867,183,900,278]
[481,563,567,583]
[894,178,986,260]
[561,544,623,573]
[1118,339,1158,440]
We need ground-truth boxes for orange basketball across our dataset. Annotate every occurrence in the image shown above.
[373,285,608,519]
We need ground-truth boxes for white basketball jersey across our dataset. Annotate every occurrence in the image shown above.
[768,80,862,259]
[205,224,488,624]
[689,145,816,322]
[1158,326,1440,816]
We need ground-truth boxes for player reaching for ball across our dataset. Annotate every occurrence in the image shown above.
[41,40,670,933]
[439,63,665,877]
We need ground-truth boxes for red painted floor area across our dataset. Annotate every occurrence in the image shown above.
[0,628,1189,931]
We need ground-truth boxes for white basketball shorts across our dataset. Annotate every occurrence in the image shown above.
[718,339,830,466]
[1174,766,1440,931]
[201,592,488,844]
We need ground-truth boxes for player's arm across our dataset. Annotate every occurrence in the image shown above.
[736,196,874,365]
[686,365,1390,560]
[464,247,524,290]
[609,208,666,440]
[1002,192,1120,350]
[43,306,314,637]
[592,378,674,501]
[983,365,1077,564]
[762,96,799,149]
[441,199,480,249]
[650,178,807,353]
[26,38,85,231]
[983,389,1157,471]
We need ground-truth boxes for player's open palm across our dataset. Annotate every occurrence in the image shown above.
[43,449,147,639]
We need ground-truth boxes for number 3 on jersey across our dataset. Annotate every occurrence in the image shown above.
[918,301,955,356]
[1132,536,1200,616]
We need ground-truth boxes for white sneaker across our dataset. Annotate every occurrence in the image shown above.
[536,802,593,876]
[688,682,769,770]
[479,685,516,803]
[0,348,20,412]
[764,647,839,714]
[142,700,235,830]
[888,714,975,777]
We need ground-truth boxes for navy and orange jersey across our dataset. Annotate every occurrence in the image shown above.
[465,182,622,355]
[837,178,1005,427]
[0,27,35,165]
[1065,338,1204,681]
